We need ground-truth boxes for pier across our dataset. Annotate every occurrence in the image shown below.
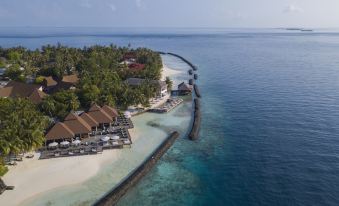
[148,98,183,113]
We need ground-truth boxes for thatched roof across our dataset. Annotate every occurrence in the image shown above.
[89,104,101,112]
[62,74,79,84]
[87,104,112,124]
[46,122,75,140]
[178,82,192,92]
[102,105,119,118]
[64,113,92,134]
[43,76,57,87]
[80,112,99,127]
[0,81,47,103]
[0,87,12,97]
[28,89,48,104]
[64,113,78,121]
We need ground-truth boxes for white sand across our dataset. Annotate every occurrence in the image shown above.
[0,149,126,206]
[162,63,182,81]
[0,63,182,206]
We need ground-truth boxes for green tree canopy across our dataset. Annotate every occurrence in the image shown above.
[39,90,80,120]
[0,98,48,156]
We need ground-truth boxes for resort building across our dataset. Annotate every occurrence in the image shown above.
[0,81,47,104]
[122,52,137,63]
[47,74,79,94]
[42,76,58,92]
[128,63,145,72]
[45,104,119,143]
[80,112,100,132]
[178,82,192,95]
[63,113,92,138]
[102,105,119,121]
[61,74,79,85]
[87,104,113,129]
[45,122,75,142]
[126,78,168,97]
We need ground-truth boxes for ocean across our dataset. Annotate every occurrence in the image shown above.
[1,28,339,206]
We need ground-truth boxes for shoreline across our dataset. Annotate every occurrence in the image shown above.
[0,56,191,206]
[93,53,201,205]
[94,131,180,206]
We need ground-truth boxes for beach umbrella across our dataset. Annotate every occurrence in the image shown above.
[101,136,110,142]
[123,139,131,144]
[72,140,81,145]
[48,142,58,147]
[60,141,70,146]
[111,135,120,140]
[124,111,131,119]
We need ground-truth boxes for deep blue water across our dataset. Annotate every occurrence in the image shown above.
[2,28,339,206]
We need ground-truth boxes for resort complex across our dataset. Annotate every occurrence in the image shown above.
[0,45,197,202]
[41,104,133,159]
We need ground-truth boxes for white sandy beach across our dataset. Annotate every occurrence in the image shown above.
[0,138,127,206]
[0,62,185,206]
[162,63,182,82]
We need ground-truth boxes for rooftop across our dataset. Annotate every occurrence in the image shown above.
[62,74,79,84]
[0,81,47,103]
[43,76,58,87]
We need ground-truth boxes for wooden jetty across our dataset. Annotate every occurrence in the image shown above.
[148,98,183,113]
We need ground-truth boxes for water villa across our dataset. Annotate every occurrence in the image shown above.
[177,82,192,95]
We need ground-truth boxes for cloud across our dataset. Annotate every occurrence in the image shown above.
[284,4,304,13]
[109,3,117,12]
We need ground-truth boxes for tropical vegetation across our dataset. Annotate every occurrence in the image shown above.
[0,98,49,176]
[0,44,163,174]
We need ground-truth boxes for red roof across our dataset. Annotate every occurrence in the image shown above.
[128,63,145,71]
[123,52,136,60]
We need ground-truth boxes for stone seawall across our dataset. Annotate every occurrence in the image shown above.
[94,131,180,206]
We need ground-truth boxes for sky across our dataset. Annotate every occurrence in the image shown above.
[0,0,339,28]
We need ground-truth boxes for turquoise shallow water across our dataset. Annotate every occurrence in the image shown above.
[2,28,339,205]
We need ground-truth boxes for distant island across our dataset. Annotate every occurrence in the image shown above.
[284,28,314,32]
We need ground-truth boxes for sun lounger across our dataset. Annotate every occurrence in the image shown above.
[8,161,17,166]
[123,140,131,144]
[15,157,23,161]
[26,154,34,158]
[6,186,15,190]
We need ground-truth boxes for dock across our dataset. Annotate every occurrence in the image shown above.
[148,98,183,113]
